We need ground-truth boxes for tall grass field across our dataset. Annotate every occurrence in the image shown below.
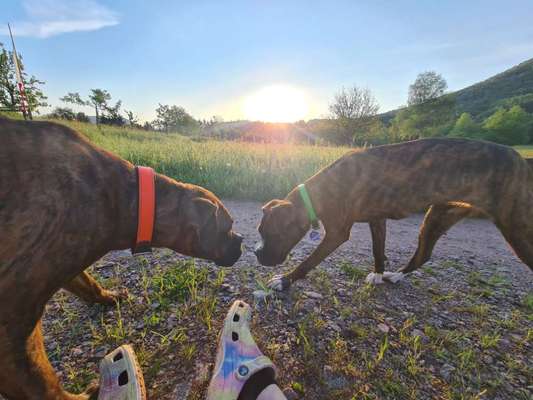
[13,118,533,201]
[61,121,349,200]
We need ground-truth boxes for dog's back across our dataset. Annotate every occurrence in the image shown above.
[0,117,129,265]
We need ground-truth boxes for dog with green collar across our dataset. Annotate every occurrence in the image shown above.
[254,138,533,291]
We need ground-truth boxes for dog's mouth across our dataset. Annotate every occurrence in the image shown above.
[214,234,243,267]
[254,240,286,266]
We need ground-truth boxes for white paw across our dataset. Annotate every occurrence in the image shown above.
[267,274,287,291]
[383,271,404,283]
[365,272,384,285]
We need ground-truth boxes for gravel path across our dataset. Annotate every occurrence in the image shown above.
[27,201,533,399]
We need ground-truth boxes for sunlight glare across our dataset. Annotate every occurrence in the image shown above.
[243,85,309,122]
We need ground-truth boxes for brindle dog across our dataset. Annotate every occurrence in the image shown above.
[362,158,533,284]
[0,117,243,399]
[255,138,533,290]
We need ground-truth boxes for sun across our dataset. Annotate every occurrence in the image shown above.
[243,85,309,122]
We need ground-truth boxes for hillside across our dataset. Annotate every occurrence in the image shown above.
[454,58,533,118]
[381,57,533,123]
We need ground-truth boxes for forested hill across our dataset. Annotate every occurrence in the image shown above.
[454,58,533,118]
[381,58,533,122]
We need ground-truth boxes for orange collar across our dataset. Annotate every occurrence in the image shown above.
[132,166,155,254]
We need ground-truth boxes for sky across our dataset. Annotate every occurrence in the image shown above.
[1,0,533,122]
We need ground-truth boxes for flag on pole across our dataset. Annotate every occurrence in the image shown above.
[8,23,31,119]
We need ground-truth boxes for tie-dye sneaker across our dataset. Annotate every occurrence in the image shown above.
[207,300,276,400]
[98,344,146,400]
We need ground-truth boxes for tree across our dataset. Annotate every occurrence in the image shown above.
[449,112,481,138]
[329,86,380,144]
[0,42,48,117]
[481,105,531,145]
[390,95,456,140]
[48,106,90,122]
[100,100,124,126]
[125,110,139,127]
[408,71,447,106]
[61,89,121,126]
[88,89,111,125]
[153,104,198,133]
[48,107,76,120]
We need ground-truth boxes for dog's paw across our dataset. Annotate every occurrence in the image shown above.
[100,288,128,305]
[267,274,291,291]
[365,272,384,285]
[383,271,405,283]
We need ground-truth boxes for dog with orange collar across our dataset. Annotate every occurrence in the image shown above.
[0,117,243,400]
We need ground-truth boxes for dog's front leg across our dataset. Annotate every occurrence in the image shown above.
[268,229,350,291]
[365,219,387,285]
[63,271,127,305]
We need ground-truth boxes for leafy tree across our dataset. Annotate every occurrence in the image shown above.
[47,106,89,122]
[48,106,76,120]
[449,112,481,138]
[125,110,140,127]
[329,86,380,144]
[390,95,456,140]
[61,89,122,126]
[481,105,531,145]
[408,71,447,106]
[75,111,90,123]
[60,92,87,107]
[0,42,48,117]
[100,100,124,126]
[88,89,111,125]
[153,103,198,133]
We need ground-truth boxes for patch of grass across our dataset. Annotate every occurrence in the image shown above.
[339,261,368,281]
[523,292,533,311]
[291,382,305,395]
[480,333,500,349]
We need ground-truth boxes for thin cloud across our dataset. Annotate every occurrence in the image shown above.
[1,0,119,38]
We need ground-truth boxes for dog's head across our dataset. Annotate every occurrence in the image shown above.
[254,199,309,266]
[154,177,243,266]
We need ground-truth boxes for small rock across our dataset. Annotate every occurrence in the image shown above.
[303,291,323,300]
[377,323,390,333]
[411,329,425,338]
[483,355,494,364]
[71,347,83,356]
[439,364,455,381]
[253,290,270,302]
[92,347,108,360]
[221,283,234,292]
[329,322,341,332]
[283,387,300,400]
[323,364,349,390]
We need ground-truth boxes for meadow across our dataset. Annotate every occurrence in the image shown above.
[61,121,348,200]
[57,121,533,201]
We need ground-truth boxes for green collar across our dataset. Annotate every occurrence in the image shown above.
[297,183,319,229]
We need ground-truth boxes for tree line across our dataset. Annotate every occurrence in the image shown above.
[1,41,532,146]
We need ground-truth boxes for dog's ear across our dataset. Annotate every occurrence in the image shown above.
[263,200,295,229]
[262,199,291,215]
[190,197,218,233]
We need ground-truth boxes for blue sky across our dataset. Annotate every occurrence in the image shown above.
[2,0,533,122]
